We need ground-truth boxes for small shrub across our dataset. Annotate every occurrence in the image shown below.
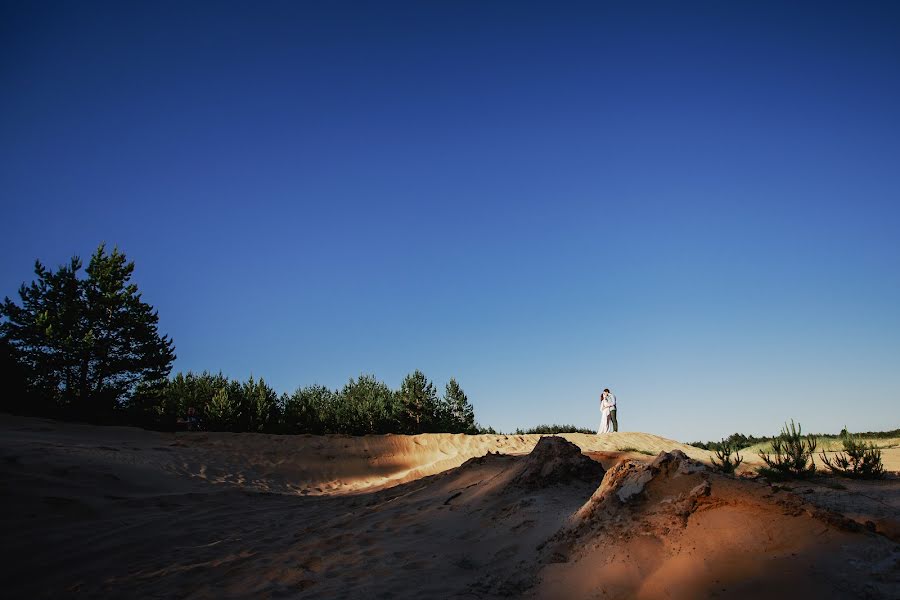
[617,446,654,456]
[689,432,772,452]
[820,434,885,479]
[757,420,817,478]
[710,438,743,474]
[515,424,595,434]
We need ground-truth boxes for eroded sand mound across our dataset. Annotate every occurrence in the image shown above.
[573,449,708,521]
[534,450,900,599]
[2,415,898,599]
[511,435,606,488]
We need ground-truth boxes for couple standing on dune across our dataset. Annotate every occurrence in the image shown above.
[597,388,618,434]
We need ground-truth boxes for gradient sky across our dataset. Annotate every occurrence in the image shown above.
[2,1,899,441]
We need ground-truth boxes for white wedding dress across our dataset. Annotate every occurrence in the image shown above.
[597,400,612,434]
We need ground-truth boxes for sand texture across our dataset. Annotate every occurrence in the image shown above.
[2,414,898,598]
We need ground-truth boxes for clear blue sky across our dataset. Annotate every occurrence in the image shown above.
[2,1,898,441]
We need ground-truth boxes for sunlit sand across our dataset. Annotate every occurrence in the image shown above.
[2,414,897,598]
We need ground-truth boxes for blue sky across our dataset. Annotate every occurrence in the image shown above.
[2,1,899,441]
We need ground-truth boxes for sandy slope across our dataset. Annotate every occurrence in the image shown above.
[745,438,900,475]
[0,415,713,496]
[167,430,718,495]
[533,450,899,599]
[1,414,898,599]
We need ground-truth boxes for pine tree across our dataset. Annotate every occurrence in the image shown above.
[444,378,475,433]
[1,257,84,407]
[284,384,337,434]
[398,370,438,433]
[339,374,397,434]
[82,245,175,410]
[131,370,228,429]
[1,244,175,418]
[205,385,240,431]
[240,376,280,433]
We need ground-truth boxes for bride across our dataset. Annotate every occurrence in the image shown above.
[598,389,613,434]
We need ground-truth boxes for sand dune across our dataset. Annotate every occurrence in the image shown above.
[164,429,718,495]
[1,414,898,599]
[0,415,713,496]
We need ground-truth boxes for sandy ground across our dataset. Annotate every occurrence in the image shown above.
[1,414,898,599]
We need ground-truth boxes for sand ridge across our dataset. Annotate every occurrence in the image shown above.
[1,414,898,599]
[0,415,713,496]
[536,450,899,598]
[131,428,721,495]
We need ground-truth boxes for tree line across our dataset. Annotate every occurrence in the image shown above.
[0,245,476,434]
[689,432,773,452]
[0,245,174,421]
[514,424,595,435]
[129,370,477,434]
[690,427,900,452]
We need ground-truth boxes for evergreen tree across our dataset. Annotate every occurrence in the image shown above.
[240,376,280,433]
[443,378,475,433]
[205,384,240,431]
[339,374,398,434]
[177,372,228,423]
[398,370,438,433]
[284,384,337,434]
[1,245,175,418]
[0,257,83,408]
[131,371,282,432]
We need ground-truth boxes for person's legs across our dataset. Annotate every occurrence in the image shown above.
[610,409,618,432]
[598,411,608,434]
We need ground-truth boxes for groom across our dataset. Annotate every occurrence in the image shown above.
[599,388,618,433]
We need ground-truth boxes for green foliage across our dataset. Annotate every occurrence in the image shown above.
[1,245,175,419]
[241,376,281,433]
[336,374,399,435]
[283,384,337,434]
[205,383,241,431]
[135,370,479,435]
[130,371,282,433]
[442,378,476,434]
[514,424,595,434]
[757,420,817,478]
[475,424,498,434]
[851,428,900,439]
[130,371,227,428]
[820,434,885,479]
[691,427,900,454]
[690,432,771,452]
[710,438,743,474]
[1,246,482,435]
[397,370,439,433]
